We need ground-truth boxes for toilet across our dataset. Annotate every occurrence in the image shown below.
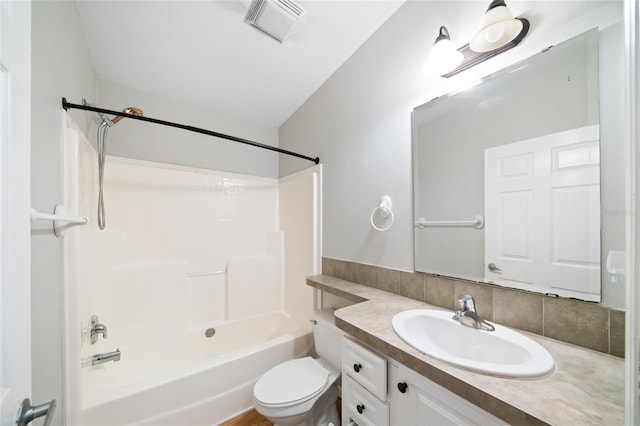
[253,309,344,426]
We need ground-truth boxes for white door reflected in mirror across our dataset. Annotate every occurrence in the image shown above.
[484,125,600,301]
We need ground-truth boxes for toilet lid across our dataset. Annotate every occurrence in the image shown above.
[254,357,330,406]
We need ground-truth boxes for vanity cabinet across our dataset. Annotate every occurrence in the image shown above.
[341,336,507,426]
[387,361,508,426]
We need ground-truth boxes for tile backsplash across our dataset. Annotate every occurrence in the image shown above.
[322,257,625,358]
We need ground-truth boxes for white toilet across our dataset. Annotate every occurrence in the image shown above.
[253,309,344,426]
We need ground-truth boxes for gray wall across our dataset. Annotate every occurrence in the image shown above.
[279,1,625,307]
[97,79,280,178]
[31,2,97,424]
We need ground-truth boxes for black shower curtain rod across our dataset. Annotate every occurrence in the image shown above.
[61,98,320,165]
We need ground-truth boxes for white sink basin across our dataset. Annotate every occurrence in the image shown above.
[392,309,554,378]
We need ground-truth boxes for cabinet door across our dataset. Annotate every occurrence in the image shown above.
[388,362,413,425]
[389,362,508,426]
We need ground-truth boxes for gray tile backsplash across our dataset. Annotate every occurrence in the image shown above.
[494,289,543,335]
[610,309,626,357]
[425,275,456,310]
[322,257,625,358]
[543,297,609,353]
[377,267,400,294]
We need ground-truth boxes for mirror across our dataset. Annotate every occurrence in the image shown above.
[413,29,602,302]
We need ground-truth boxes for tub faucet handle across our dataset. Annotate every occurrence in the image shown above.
[90,315,108,344]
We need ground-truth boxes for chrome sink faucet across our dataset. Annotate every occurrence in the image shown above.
[452,294,495,332]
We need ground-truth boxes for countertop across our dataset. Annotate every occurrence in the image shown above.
[307,274,625,426]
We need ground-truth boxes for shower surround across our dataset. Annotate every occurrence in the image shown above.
[62,115,320,425]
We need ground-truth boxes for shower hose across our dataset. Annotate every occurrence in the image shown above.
[97,121,109,230]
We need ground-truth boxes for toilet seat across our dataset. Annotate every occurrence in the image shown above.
[254,357,330,407]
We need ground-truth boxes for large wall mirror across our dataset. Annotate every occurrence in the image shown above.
[413,29,612,303]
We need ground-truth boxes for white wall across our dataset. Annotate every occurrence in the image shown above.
[97,79,280,178]
[31,2,97,424]
[82,158,281,343]
[68,147,283,350]
[279,1,625,308]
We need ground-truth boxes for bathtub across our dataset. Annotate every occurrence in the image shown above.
[77,311,314,426]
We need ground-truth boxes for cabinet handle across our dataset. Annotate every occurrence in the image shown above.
[356,404,365,414]
[353,363,362,373]
[397,382,408,393]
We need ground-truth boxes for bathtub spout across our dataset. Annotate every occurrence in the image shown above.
[83,349,121,367]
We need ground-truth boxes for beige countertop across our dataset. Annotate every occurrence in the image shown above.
[307,274,625,426]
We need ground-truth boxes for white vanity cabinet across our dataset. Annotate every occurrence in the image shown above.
[341,337,389,426]
[341,336,508,426]
[387,361,509,426]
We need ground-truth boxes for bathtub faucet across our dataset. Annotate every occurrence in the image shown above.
[82,349,121,367]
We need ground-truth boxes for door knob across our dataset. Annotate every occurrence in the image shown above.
[16,398,56,426]
[488,263,502,272]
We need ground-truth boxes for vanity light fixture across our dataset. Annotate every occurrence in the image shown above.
[429,0,530,78]
[428,26,464,76]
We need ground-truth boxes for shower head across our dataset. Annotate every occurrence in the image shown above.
[110,106,144,125]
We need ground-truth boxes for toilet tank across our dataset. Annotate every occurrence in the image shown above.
[313,308,344,370]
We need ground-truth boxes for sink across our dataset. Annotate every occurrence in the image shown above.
[392,309,554,378]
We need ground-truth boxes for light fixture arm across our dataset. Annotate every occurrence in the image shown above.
[435,26,452,43]
[486,0,507,12]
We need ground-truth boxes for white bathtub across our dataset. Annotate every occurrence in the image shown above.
[77,311,313,426]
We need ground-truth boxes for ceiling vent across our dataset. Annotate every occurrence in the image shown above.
[245,0,304,43]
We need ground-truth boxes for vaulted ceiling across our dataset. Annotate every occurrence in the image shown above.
[75,0,406,128]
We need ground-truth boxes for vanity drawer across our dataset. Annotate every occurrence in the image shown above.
[342,337,387,400]
[343,374,389,426]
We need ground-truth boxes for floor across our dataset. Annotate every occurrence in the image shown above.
[221,399,341,426]
[220,409,273,426]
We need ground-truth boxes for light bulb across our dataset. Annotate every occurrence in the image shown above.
[428,36,463,75]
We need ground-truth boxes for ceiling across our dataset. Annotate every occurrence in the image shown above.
[75,0,406,128]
